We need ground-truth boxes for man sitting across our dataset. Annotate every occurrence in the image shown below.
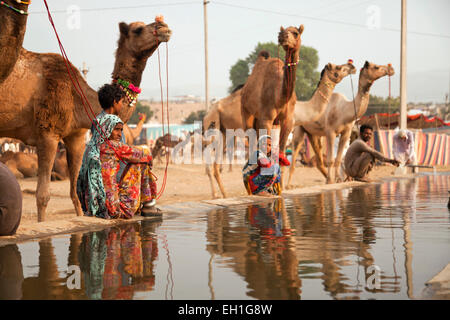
[344,124,399,182]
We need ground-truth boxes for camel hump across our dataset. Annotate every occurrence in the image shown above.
[258,50,270,60]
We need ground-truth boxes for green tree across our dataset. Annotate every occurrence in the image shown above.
[183,110,206,124]
[366,94,400,116]
[228,42,320,101]
[128,101,154,124]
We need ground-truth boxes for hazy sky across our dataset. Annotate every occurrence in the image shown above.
[23,0,450,103]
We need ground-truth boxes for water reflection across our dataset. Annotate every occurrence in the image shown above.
[206,199,301,300]
[79,221,160,300]
[0,175,448,300]
[0,245,23,300]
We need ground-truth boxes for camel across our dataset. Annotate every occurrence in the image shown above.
[202,85,244,198]
[241,25,304,156]
[152,133,182,164]
[0,19,171,221]
[0,0,29,84]
[287,61,395,187]
[0,150,38,179]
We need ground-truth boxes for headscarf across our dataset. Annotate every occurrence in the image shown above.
[87,114,123,161]
[77,114,123,218]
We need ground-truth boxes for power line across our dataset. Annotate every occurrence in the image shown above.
[212,1,450,40]
[28,1,200,14]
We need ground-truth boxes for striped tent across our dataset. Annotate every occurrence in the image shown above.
[374,130,450,166]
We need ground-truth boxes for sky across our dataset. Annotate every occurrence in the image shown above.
[23,0,450,103]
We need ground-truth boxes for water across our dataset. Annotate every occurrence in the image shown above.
[1,174,449,300]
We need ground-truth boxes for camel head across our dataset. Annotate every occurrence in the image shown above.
[321,61,356,84]
[118,19,172,60]
[278,25,304,52]
[360,61,395,82]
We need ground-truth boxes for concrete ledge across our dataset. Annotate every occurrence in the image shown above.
[0,179,379,246]
[0,215,161,247]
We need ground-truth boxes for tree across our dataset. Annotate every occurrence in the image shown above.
[183,110,206,124]
[128,101,153,124]
[228,42,320,101]
[366,94,400,116]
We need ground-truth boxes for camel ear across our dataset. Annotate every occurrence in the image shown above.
[280,26,284,32]
[119,22,129,36]
[326,63,332,70]
[298,25,304,35]
[364,61,370,68]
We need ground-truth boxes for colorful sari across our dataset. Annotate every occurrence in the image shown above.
[100,140,156,219]
[77,114,122,218]
[242,150,281,195]
[77,114,157,219]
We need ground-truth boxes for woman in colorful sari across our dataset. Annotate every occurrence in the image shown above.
[242,135,290,196]
[77,114,158,219]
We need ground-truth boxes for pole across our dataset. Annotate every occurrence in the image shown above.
[400,0,407,129]
[203,0,210,111]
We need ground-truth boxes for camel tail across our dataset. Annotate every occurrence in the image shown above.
[258,50,270,60]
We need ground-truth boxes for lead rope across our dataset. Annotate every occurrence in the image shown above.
[388,66,392,131]
[43,0,127,165]
[155,41,170,200]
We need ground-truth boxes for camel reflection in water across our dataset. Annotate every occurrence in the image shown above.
[15,220,160,300]
[205,178,427,299]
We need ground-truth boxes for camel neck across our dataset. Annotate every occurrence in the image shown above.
[0,3,29,81]
[112,42,159,87]
[281,48,300,101]
[353,77,373,118]
[310,73,336,105]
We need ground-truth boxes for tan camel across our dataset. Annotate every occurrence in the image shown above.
[277,61,356,187]
[0,150,38,178]
[0,19,171,221]
[241,25,304,155]
[0,1,29,84]
[202,85,243,198]
[287,61,395,186]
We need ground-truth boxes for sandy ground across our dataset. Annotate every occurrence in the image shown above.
[18,162,447,224]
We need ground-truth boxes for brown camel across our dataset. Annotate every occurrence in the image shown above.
[241,25,304,155]
[0,1,29,84]
[0,19,171,221]
[287,62,394,186]
[202,85,244,198]
[0,150,37,179]
[152,133,182,164]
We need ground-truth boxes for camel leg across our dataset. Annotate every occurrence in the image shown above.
[63,131,86,217]
[325,132,337,184]
[334,128,351,183]
[213,162,227,198]
[278,118,293,190]
[36,134,59,222]
[287,126,305,189]
[205,164,218,199]
[306,133,328,179]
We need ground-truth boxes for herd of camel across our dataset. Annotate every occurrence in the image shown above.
[0,2,394,222]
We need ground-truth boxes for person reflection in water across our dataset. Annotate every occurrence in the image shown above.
[79,221,159,300]
[245,199,300,299]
